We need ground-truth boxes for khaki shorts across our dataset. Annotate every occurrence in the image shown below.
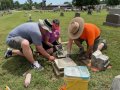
[6,36,24,50]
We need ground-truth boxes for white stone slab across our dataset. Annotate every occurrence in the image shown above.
[54,57,77,70]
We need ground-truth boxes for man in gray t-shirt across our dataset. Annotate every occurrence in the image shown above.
[5,20,55,69]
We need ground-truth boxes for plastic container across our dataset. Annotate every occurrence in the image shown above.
[64,66,90,90]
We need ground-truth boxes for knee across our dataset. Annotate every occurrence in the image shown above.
[21,39,30,48]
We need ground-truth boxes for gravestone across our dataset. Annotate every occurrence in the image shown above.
[74,12,80,17]
[0,12,3,16]
[110,75,120,90]
[24,11,28,17]
[87,9,92,15]
[103,8,120,27]
[27,14,33,22]
[91,50,110,70]
[52,57,77,76]
[109,9,120,15]
[60,12,64,16]
[96,6,101,13]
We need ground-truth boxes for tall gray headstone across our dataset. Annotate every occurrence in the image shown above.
[109,9,120,15]
[103,8,120,27]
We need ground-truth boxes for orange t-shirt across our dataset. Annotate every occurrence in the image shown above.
[80,23,100,46]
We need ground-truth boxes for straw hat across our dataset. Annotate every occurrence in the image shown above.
[39,19,52,33]
[68,17,84,39]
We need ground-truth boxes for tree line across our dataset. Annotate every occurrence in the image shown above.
[0,0,119,10]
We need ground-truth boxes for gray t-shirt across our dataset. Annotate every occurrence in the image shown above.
[6,22,42,45]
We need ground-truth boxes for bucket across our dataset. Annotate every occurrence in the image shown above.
[64,66,90,90]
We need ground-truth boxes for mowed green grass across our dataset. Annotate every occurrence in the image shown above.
[0,10,120,90]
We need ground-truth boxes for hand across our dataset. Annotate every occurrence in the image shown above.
[84,53,90,59]
[48,56,55,61]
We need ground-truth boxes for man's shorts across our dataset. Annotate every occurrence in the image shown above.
[6,36,24,50]
[75,36,107,51]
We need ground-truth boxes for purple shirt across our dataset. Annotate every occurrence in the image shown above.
[46,30,60,43]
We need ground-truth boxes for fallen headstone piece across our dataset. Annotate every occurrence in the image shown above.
[91,50,110,71]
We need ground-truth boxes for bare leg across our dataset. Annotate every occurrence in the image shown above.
[12,50,24,56]
[21,39,35,63]
[97,43,104,51]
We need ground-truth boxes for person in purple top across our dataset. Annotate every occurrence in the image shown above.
[42,19,61,54]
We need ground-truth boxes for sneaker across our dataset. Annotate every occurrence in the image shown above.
[32,61,44,71]
[4,48,12,59]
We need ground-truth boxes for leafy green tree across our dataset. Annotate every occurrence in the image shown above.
[0,0,13,10]
[27,0,33,5]
[27,0,33,9]
[22,2,31,10]
[64,2,72,6]
[14,1,20,9]
[72,0,100,10]
[106,0,120,6]
[33,2,42,9]
[72,0,100,6]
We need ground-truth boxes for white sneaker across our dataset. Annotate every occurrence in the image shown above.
[33,61,44,71]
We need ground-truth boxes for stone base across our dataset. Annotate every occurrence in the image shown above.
[103,22,120,27]
[52,62,64,77]
[52,57,77,77]
[54,58,77,71]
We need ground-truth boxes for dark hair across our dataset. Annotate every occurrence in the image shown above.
[44,19,52,28]
[52,19,60,25]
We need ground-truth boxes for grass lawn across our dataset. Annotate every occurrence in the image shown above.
[0,10,120,90]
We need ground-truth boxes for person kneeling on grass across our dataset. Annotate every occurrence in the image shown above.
[42,19,62,54]
[4,19,55,70]
[67,17,107,59]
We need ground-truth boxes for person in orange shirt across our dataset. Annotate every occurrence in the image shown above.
[67,17,107,59]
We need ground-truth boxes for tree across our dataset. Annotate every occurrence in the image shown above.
[72,0,100,6]
[14,1,20,9]
[72,0,100,10]
[64,2,72,6]
[22,2,31,10]
[27,0,33,5]
[0,0,14,10]
[33,2,42,9]
[106,0,120,6]
[89,0,100,5]
[27,0,33,9]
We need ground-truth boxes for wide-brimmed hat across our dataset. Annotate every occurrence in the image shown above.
[68,17,84,39]
[39,19,52,33]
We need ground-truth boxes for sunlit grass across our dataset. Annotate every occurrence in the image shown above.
[0,10,120,90]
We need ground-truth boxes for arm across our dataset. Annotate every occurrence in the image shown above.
[44,35,54,47]
[86,45,93,58]
[35,45,55,61]
[67,38,73,54]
